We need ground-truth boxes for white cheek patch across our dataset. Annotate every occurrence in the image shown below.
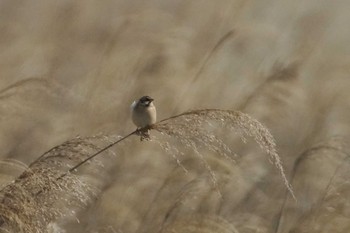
[130,101,137,110]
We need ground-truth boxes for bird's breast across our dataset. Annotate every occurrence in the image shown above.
[132,105,156,128]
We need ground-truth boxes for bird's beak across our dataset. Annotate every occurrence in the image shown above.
[149,98,154,102]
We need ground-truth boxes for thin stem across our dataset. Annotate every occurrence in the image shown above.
[158,108,230,123]
[172,30,235,112]
[57,129,138,180]
[28,145,60,167]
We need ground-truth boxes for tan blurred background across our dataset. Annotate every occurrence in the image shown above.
[0,0,350,232]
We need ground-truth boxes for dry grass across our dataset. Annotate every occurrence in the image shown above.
[153,109,295,199]
[277,136,350,233]
[0,107,293,232]
[0,0,350,232]
[0,136,117,233]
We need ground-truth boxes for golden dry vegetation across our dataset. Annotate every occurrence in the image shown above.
[0,0,350,232]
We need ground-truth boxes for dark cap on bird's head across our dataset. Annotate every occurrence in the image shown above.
[139,95,154,106]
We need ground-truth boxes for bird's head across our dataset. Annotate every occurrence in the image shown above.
[139,96,154,107]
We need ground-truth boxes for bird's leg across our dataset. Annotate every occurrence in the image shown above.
[140,129,151,141]
[136,127,151,141]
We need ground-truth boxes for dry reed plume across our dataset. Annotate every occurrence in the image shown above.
[1,1,349,232]
[0,135,118,233]
[0,108,293,232]
[153,109,295,199]
[276,136,350,233]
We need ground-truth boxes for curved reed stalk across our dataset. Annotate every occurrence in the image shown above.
[51,108,294,201]
[153,109,295,200]
[59,109,295,199]
[0,135,116,233]
[172,30,235,112]
[0,108,294,232]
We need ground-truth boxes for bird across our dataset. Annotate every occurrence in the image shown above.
[130,95,157,140]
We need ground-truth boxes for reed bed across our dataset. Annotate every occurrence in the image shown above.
[0,0,349,232]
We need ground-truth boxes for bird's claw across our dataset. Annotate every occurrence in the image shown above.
[136,128,151,141]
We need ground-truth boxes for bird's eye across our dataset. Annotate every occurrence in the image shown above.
[139,96,153,106]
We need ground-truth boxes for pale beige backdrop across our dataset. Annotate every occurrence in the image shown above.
[0,0,349,232]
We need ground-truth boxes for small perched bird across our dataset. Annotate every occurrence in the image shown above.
[130,96,157,140]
